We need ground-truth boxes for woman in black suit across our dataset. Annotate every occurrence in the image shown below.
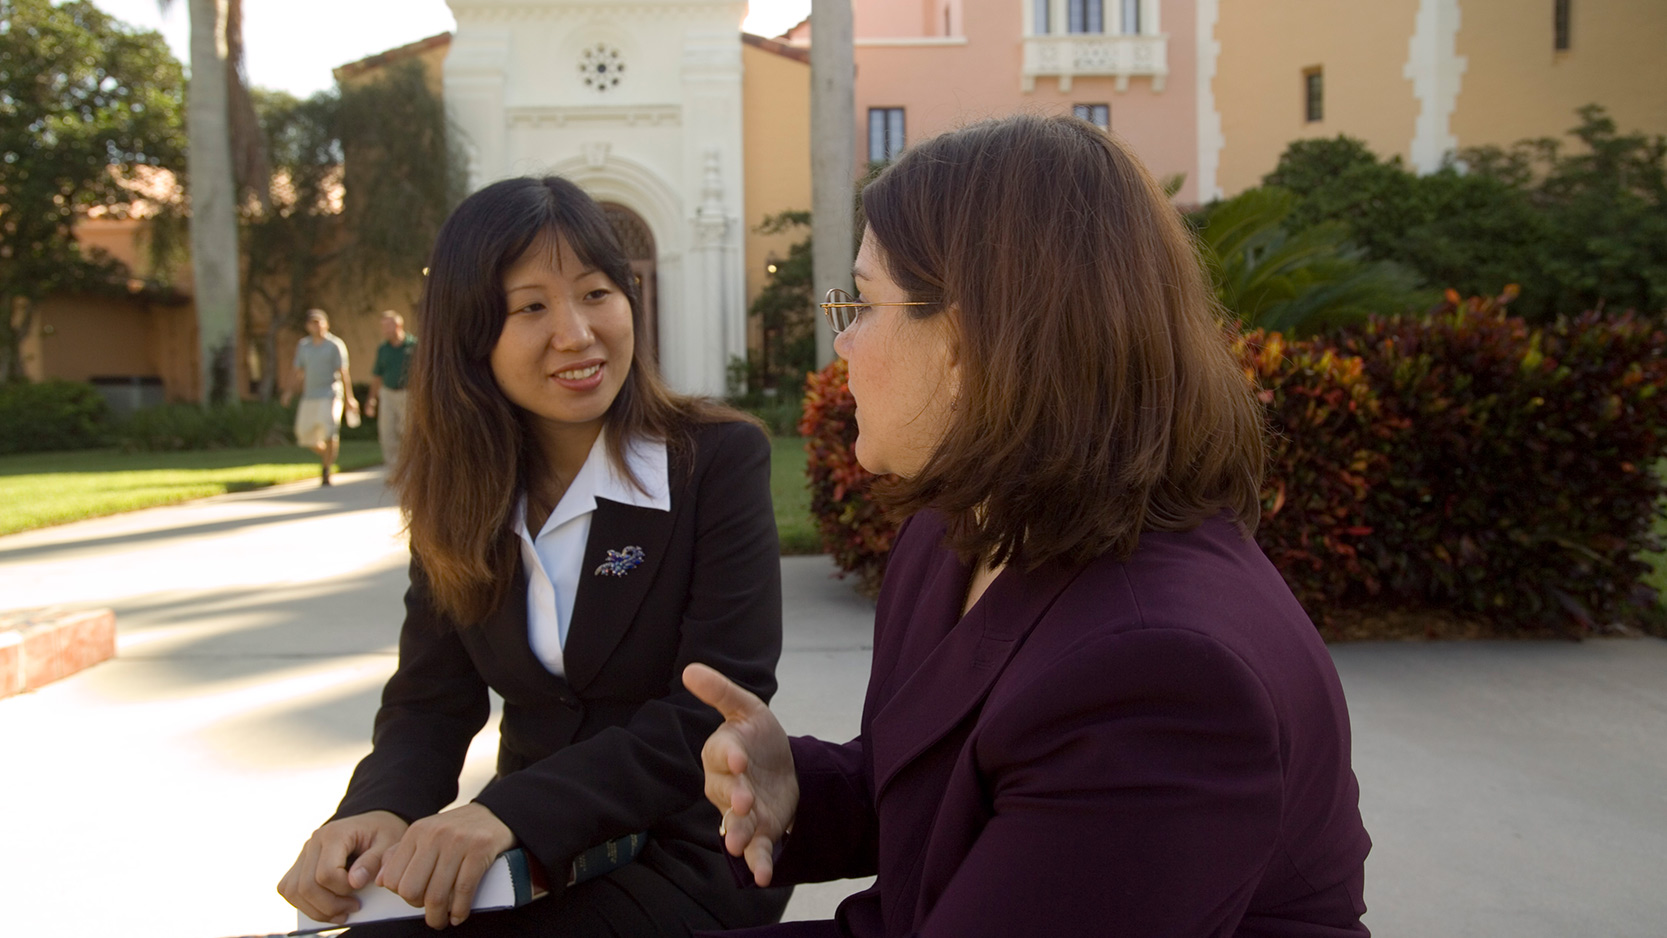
[277,176,790,936]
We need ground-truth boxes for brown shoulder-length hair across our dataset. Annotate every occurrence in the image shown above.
[390,176,753,624]
[862,113,1264,570]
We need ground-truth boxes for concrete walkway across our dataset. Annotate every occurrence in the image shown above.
[0,471,1662,937]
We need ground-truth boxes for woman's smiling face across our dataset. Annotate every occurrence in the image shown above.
[490,232,634,437]
[834,228,961,479]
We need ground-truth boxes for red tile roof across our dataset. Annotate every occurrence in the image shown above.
[742,31,810,64]
[333,32,453,81]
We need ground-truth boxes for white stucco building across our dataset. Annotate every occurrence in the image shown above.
[444,0,751,396]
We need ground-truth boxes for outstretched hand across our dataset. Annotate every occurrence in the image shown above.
[683,662,799,887]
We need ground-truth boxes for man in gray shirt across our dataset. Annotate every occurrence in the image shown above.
[280,309,359,486]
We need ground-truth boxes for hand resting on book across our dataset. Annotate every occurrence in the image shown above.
[377,803,518,929]
[278,810,408,926]
[277,803,516,930]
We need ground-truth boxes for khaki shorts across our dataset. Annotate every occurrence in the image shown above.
[294,397,343,448]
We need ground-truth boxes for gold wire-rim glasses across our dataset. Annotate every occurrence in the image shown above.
[818,288,933,334]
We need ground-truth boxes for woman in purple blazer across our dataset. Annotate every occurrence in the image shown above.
[684,114,1372,937]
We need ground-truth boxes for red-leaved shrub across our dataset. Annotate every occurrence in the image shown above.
[800,360,892,595]
[1235,330,1398,610]
[1333,289,1667,630]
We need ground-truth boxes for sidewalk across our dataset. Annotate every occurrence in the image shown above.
[0,471,1663,937]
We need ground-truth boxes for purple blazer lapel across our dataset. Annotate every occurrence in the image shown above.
[868,557,1083,797]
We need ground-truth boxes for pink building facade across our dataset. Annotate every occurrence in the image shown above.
[795,0,1205,204]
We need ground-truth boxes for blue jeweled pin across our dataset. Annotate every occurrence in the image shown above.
[594,545,646,577]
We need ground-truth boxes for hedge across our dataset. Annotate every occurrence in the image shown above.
[1334,290,1667,630]
[114,401,294,451]
[800,360,891,595]
[0,380,111,454]
[802,294,1667,634]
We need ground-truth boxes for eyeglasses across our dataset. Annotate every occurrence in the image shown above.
[819,288,932,334]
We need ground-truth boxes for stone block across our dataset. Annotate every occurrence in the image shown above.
[0,607,117,698]
[0,631,22,698]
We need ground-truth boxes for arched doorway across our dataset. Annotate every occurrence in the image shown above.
[601,203,658,361]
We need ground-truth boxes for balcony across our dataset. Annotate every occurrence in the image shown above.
[1022,33,1168,93]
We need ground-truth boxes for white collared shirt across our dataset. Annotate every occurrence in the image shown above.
[511,431,670,676]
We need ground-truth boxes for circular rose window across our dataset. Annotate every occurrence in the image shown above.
[579,44,626,92]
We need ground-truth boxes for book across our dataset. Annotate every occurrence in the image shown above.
[295,847,548,934]
[566,831,646,886]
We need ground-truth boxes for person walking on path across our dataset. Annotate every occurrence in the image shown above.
[282,309,359,486]
[366,310,416,468]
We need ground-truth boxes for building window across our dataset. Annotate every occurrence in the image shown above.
[1034,0,1050,35]
[869,108,906,163]
[1068,0,1104,34]
[1303,67,1324,123]
[1074,103,1110,129]
[1121,0,1141,35]
[1554,0,1571,51]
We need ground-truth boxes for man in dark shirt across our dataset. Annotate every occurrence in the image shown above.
[366,310,417,468]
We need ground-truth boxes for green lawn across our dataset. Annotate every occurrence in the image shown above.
[0,442,382,536]
[770,435,822,555]
[1,437,825,553]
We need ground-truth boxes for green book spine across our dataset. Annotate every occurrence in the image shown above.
[568,832,648,886]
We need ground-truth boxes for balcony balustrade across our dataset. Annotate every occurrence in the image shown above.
[1022,33,1168,92]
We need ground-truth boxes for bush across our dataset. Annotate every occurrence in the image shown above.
[1234,330,1396,610]
[800,360,892,594]
[0,380,111,454]
[115,401,292,451]
[1193,187,1430,336]
[1333,289,1667,631]
[729,392,804,438]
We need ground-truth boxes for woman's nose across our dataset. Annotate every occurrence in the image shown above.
[833,325,853,361]
[548,303,594,351]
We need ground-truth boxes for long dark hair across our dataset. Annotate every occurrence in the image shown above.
[391,176,751,624]
[861,114,1265,570]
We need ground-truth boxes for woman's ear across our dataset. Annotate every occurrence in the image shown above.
[939,304,966,405]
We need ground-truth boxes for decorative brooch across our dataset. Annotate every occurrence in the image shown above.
[594,545,646,577]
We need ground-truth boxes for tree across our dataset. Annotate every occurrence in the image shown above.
[745,210,816,394]
[239,61,465,400]
[1462,105,1667,318]
[0,0,185,383]
[241,88,340,401]
[334,60,468,314]
[1266,107,1667,321]
[159,0,263,403]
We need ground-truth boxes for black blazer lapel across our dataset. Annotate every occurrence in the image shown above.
[561,497,678,692]
[869,558,1083,798]
[462,562,576,703]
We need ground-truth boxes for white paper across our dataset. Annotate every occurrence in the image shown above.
[296,852,521,933]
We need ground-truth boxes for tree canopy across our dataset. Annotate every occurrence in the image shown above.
[0,0,185,382]
[1264,106,1667,321]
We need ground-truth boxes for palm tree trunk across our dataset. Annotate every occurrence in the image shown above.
[186,0,241,404]
[810,0,855,369]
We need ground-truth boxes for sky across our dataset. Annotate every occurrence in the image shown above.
[82,0,813,98]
